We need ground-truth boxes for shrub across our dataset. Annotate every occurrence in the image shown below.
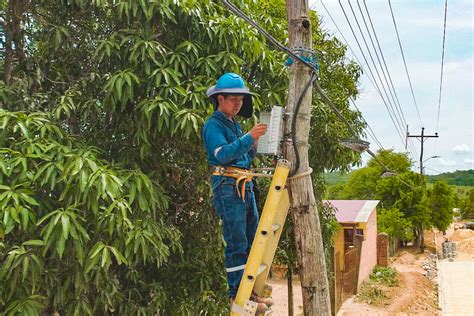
[369,266,398,287]
[357,283,386,305]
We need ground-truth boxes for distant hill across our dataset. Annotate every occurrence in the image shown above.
[325,169,474,187]
[427,169,474,186]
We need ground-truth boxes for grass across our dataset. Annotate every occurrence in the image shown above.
[357,266,399,305]
[452,185,474,196]
[369,266,399,287]
[357,283,386,305]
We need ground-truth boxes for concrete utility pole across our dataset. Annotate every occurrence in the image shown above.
[283,0,331,315]
[407,127,438,252]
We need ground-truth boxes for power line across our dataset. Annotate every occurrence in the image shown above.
[322,0,417,162]
[424,166,443,175]
[338,0,407,150]
[353,0,419,159]
[346,0,407,137]
[221,0,414,175]
[354,0,408,131]
[349,99,384,150]
[224,1,402,168]
[342,0,419,162]
[361,0,422,129]
[388,0,424,128]
[320,0,376,88]
[434,0,448,155]
[436,0,448,132]
[319,2,384,152]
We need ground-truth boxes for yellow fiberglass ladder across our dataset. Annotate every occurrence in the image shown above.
[231,159,291,316]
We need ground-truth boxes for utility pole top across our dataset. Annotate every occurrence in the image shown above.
[406,127,439,253]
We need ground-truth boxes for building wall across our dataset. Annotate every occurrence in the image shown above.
[357,209,378,287]
[334,228,345,270]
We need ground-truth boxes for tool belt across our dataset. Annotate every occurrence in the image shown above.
[211,166,254,201]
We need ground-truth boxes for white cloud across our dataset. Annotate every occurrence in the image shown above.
[464,159,474,164]
[438,158,457,166]
[452,144,471,154]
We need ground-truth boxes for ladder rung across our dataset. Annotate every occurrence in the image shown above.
[271,224,281,232]
[257,264,268,276]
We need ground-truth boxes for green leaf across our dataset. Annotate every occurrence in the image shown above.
[89,242,105,259]
[56,235,66,259]
[22,257,30,282]
[100,247,110,268]
[17,121,29,138]
[109,246,128,265]
[61,214,70,240]
[22,240,44,247]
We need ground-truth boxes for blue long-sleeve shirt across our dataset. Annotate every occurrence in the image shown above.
[203,111,256,188]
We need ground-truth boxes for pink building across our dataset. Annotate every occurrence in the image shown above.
[325,200,379,289]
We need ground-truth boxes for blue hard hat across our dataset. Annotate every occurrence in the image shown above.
[207,73,253,118]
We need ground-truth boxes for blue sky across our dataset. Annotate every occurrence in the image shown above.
[309,0,473,174]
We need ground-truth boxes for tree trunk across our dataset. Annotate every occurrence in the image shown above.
[3,0,15,84]
[284,1,331,315]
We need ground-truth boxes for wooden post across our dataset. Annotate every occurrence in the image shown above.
[284,1,331,314]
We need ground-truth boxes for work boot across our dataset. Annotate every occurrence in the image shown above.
[251,292,274,307]
[230,298,270,315]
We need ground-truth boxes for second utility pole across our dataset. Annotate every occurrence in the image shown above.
[284,0,331,315]
[407,127,438,252]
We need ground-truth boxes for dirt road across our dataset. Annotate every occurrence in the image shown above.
[268,247,439,316]
[267,278,303,315]
[267,224,474,315]
[337,247,439,316]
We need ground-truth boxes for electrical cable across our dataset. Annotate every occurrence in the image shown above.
[388,0,423,129]
[220,0,401,176]
[356,0,408,129]
[321,0,417,161]
[349,99,384,150]
[362,0,423,127]
[437,0,448,132]
[289,73,317,177]
[320,0,377,89]
[424,166,443,175]
[338,0,407,150]
[346,0,407,143]
[222,0,317,73]
[434,0,448,155]
[355,0,420,161]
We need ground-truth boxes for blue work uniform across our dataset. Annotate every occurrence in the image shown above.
[203,111,259,299]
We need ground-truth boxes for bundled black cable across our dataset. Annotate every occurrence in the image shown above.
[289,73,317,177]
[220,0,396,176]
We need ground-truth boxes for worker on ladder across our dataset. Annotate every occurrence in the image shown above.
[203,73,274,314]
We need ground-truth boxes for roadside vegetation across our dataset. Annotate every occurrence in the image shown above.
[327,150,455,248]
[357,266,398,305]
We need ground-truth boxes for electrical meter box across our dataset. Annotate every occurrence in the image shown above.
[257,106,285,155]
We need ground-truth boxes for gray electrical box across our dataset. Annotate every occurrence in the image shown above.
[257,106,285,155]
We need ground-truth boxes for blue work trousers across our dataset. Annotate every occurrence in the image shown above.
[212,177,259,299]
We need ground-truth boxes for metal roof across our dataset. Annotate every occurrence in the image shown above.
[323,200,380,223]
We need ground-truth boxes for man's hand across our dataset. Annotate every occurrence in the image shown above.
[250,123,267,140]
